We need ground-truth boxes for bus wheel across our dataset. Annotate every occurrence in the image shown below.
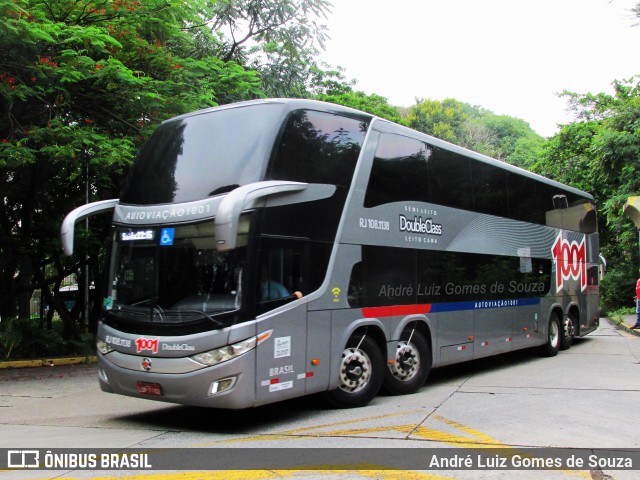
[383,329,431,395]
[560,315,575,350]
[540,313,561,357]
[324,335,384,408]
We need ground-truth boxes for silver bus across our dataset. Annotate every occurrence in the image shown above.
[61,99,599,409]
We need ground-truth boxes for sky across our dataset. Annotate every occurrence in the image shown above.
[319,0,640,137]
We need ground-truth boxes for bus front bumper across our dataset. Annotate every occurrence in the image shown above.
[97,349,257,409]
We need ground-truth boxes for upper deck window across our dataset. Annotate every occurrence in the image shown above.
[268,109,369,187]
[365,132,596,233]
[364,134,431,207]
[120,104,282,205]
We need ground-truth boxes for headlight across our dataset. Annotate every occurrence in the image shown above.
[191,330,272,366]
[97,339,114,354]
[191,336,257,366]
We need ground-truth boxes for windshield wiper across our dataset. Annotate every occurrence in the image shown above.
[109,305,226,327]
[129,296,159,307]
[173,309,226,327]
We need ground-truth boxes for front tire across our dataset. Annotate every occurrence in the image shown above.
[383,328,431,395]
[541,313,561,357]
[324,335,384,408]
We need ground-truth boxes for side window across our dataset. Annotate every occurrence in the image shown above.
[360,246,417,307]
[268,109,368,187]
[426,147,474,211]
[364,134,431,207]
[347,262,363,308]
[472,161,508,217]
[506,171,542,224]
[256,237,306,314]
[416,249,552,303]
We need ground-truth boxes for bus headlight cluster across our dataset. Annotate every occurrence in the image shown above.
[191,336,257,366]
[97,339,114,355]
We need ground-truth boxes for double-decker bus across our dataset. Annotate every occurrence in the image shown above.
[61,99,599,409]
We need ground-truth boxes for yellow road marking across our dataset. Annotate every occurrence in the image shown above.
[187,412,591,478]
[194,409,426,446]
[10,412,591,479]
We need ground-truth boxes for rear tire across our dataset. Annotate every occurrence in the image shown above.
[560,314,575,350]
[540,313,561,357]
[383,328,431,395]
[324,335,384,408]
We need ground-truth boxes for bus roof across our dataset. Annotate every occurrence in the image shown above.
[167,98,592,201]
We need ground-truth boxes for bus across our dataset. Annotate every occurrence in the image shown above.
[61,99,599,409]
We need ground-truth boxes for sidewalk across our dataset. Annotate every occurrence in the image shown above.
[619,314,640,335]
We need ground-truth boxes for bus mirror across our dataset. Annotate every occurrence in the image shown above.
[545,202,597,233]
[60,199,119,256]
[215,181,307,252]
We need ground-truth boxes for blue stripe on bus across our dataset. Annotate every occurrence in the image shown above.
[429,297,541,313]
[362,297,541,318]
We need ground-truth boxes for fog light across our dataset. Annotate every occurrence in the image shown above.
[209,376,237,395]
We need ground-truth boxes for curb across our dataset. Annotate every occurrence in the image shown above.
[609,315,640,336]
[0,356,97,370]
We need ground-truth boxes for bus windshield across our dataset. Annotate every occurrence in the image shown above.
[107,221,247,328]
[119,103,283,205]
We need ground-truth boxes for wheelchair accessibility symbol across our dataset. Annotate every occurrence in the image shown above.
[160,228,175,246]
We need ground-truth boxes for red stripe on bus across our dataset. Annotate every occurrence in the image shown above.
[362,304,432,318]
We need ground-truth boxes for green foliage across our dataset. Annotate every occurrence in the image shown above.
[307,64,355,97]
[600,263,636,313]
[402,98,544,166]
[209,0,333,97]
[403,98,469,143]
[315,91,401,123]
[0,0,264,339]
[0,0,338,358]
[0,317,93,360]
[463,113,544,166]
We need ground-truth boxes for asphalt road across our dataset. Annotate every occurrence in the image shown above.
[1,317,639,479]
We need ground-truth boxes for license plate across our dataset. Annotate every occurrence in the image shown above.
[136,381,163,396]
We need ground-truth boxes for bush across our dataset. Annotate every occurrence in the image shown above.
[600,264,636,314]
[0,317,93,360]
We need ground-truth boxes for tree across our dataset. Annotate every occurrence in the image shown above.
[315,91,401,123]
[461,113,544,167]
[403,98,470,144]
[207,0,333,97]
[0,0,262,355]
[402,98,544,166]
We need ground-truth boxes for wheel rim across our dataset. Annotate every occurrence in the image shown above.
[564,318,575,339]
[389,341,420,382]
[550,319,559,348]
[338,347,371,393]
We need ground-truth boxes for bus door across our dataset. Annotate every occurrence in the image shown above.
[254,238,310,405]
